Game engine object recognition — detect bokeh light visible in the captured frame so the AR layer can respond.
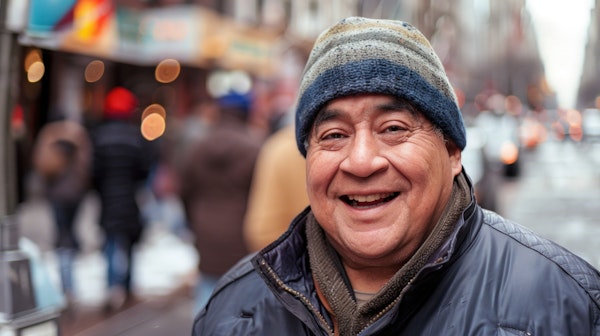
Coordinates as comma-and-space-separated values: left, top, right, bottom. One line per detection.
84, 60, 105, 83
155, 58, 181, 84
24, 49, 42, 72
500, 141, 519, 165
27, 61, 45, 83
24, 49, 45, 83
141, 104, 167, 141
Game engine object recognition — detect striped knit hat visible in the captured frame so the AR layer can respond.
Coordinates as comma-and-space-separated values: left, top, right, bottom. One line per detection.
295, 17, 466, 156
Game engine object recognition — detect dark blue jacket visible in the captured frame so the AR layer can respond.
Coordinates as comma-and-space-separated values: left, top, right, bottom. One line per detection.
193, 191, 600, 335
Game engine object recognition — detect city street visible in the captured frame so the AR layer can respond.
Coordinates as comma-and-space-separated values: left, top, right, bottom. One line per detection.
2, 0, 599, 334
16, 191, 199, 335
496, 138, 600, 269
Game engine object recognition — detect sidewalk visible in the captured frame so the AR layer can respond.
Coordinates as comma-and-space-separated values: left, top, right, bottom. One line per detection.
16, 192, 199, 335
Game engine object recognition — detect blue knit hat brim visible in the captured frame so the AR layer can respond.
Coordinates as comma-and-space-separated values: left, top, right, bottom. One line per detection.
295, 59, 465, 156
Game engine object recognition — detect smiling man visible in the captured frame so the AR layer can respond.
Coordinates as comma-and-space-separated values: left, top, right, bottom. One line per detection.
193, 17, 600, 335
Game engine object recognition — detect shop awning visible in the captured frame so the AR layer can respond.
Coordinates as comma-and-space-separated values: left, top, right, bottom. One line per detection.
20, 1, 281, 77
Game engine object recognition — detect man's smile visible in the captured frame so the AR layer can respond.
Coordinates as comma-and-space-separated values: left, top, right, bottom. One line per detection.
341, 192, 400, 208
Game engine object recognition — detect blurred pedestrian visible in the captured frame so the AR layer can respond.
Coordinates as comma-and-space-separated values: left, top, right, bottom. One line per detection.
32, 117, 92, 305
243, 122, 308, 251
194, 17, 600, 335
90, 87, 155, 311
141, 101, 219, 240
177, 91, 262, 315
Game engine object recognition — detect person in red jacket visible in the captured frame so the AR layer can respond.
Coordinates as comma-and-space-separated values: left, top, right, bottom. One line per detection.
91, 87, 156, 311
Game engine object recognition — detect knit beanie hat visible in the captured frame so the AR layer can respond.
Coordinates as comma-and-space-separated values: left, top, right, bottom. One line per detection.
104, 87, 138, 119
295, 17, 466, 156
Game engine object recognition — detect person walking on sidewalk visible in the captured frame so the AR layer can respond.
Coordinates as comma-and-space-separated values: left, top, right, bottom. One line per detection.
91, 87, 155, 311
178, 92, 262, 315
193, 17, 600, 335
32, 117, 92, 305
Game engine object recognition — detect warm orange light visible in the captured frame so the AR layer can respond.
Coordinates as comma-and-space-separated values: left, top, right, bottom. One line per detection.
141, 113, 166, 141
519, 118, 547, 148
27, 61, 45, 83
84, 60, 105, 83
24, 49, 42, 72
141, 104, 167, 141
155, 59, 181, 84
500, 142, 519, 165
141, 103, 167, 121
569, 124, 583, 142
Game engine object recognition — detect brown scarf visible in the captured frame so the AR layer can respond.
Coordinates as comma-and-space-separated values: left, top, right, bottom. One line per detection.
307, 172, 471, 335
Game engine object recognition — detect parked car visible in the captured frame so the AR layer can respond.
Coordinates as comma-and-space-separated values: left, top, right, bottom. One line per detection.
474, 109, 521, 177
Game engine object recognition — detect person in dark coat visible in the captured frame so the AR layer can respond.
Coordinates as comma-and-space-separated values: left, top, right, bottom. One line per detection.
178, 91, 263, 315
91, 87, 154, 311
193, 17, 600, 335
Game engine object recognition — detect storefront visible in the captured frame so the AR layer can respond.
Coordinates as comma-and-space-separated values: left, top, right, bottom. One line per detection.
19, 0, 284, 131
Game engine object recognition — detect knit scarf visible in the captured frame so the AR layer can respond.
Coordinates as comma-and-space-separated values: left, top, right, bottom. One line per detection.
306, 172, 471, 335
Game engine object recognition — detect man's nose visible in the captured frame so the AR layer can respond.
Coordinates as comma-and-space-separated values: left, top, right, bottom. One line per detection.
339, 132, 388, 177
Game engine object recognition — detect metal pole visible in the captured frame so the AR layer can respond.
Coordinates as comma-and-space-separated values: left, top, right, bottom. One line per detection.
0, 0, 50, 335
0, 0, 37, 318
0, 0, 18, 217
0, 1, 60, 335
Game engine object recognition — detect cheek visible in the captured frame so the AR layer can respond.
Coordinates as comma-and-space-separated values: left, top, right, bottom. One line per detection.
306, 152, 340, 199
387, 147, 432, 180
306, 154, 328, 192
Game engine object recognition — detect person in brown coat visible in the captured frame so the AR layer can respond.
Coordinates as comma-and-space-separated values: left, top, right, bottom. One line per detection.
178, 91, 262, 315
32, 117, 92, 304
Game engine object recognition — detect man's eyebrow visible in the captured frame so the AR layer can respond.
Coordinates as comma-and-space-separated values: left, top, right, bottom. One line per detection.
313, 108, 340, 129
377, 99, 418, 117
313, 97, 419, 130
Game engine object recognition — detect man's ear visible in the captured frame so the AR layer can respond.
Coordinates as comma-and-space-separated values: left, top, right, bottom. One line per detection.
446, 141, 463, 177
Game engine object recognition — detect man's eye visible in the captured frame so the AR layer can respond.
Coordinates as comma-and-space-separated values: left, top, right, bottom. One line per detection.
322, 132, 346, 140
385, 125, 407, 133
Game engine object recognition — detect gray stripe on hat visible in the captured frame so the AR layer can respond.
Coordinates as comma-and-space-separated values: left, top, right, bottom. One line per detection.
301, 38, 456, 102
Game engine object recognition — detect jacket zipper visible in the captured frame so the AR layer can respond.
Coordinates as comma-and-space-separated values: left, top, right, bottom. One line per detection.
260, 259, 335, 336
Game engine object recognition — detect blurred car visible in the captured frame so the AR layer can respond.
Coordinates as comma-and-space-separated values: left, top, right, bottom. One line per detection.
519, 116, 546, 149
462, 124, 499, 212
474, 110, 521, 178
582, 108, 600, 143
549, 108, 583, 142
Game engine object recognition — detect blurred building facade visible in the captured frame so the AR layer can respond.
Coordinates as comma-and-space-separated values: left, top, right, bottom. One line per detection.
7, 0, 556, 202
19, 0, 551, 112
577, 0, 600, 109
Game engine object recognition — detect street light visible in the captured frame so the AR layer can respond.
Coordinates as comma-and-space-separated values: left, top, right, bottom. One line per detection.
0, 0, 61, 334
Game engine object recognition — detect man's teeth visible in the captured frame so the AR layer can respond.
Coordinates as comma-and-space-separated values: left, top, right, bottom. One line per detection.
348, 193, 394, 203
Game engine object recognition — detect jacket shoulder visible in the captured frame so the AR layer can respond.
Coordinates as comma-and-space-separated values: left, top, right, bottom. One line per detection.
482, 209, 600, 308
192, 253, 310, 335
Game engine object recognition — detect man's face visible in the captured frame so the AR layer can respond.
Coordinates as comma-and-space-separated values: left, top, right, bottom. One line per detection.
305, 94, 462, 269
